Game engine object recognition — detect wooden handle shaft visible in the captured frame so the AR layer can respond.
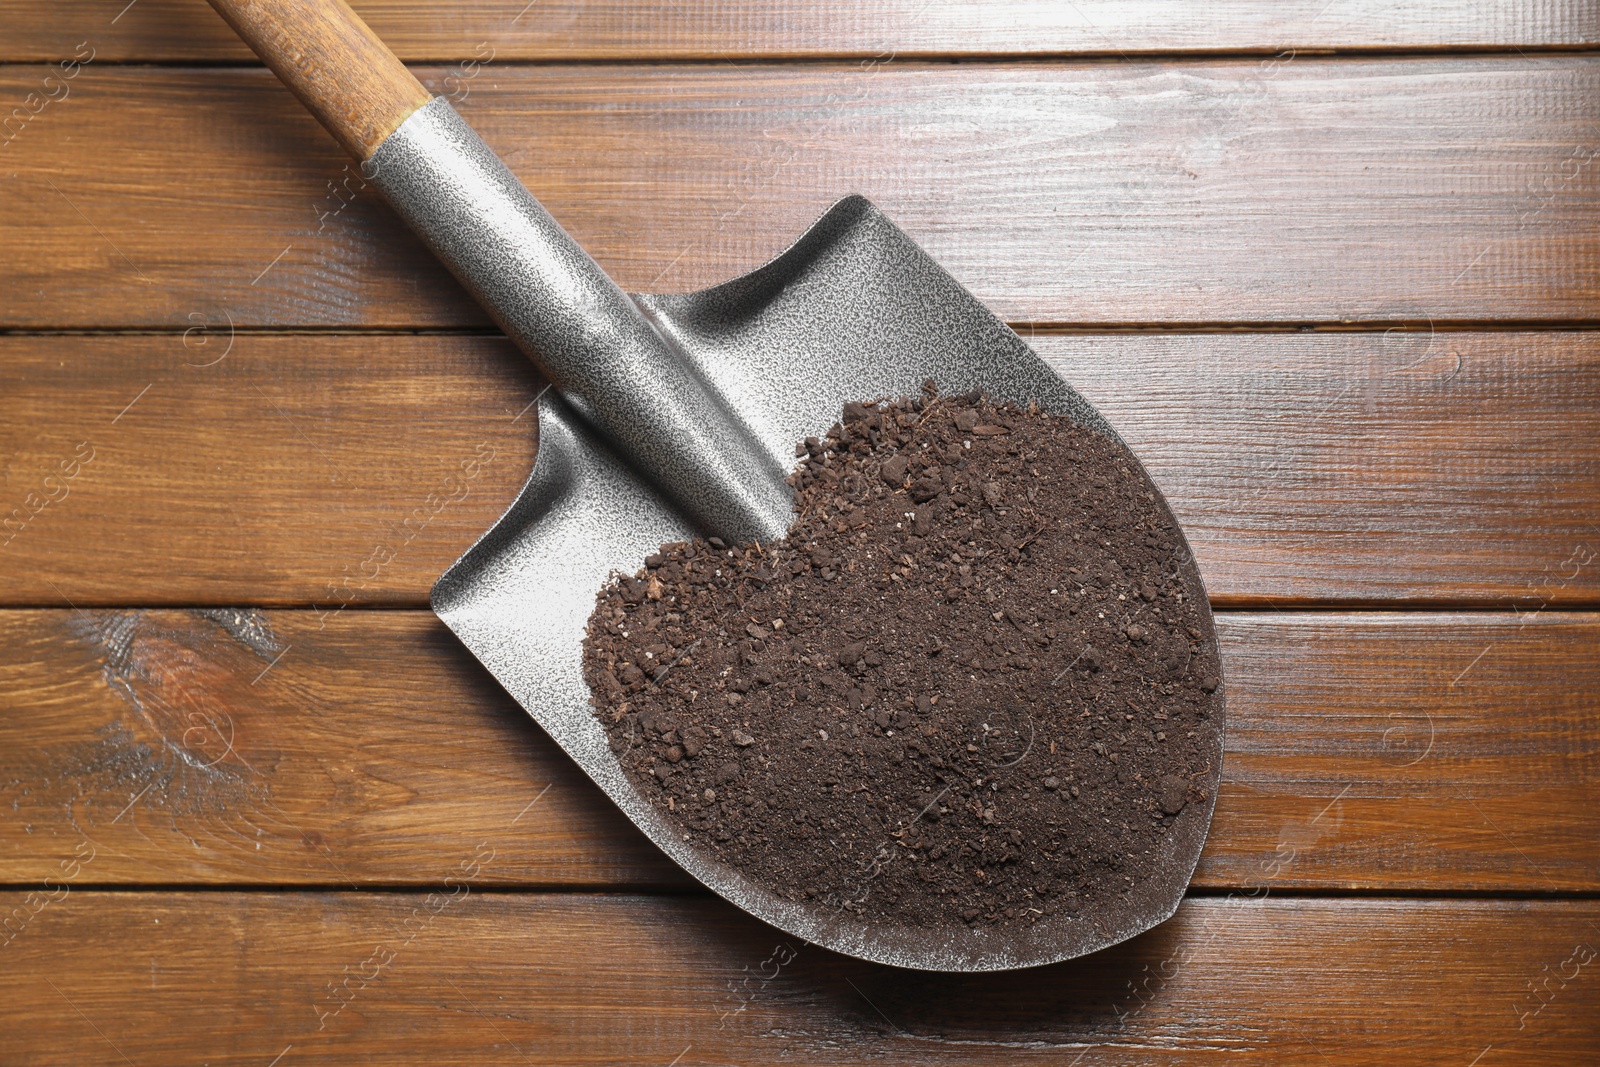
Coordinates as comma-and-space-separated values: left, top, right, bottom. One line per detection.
205, 0, 431, 160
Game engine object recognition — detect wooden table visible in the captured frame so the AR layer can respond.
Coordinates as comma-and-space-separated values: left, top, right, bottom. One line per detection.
2, 2, 1597, 1062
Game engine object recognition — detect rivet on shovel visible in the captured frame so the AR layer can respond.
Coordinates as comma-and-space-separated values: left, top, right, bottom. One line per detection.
203, 0, 1223, 971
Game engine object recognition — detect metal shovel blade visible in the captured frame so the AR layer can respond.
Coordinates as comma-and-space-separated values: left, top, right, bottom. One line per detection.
432, 195, 1222, 971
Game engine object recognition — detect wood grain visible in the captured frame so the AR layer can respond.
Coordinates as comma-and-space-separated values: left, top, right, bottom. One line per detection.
0, 334, 541, 607
0, 607, 685, 890
2, 0, 1597, 63
0, 2, 1593, 1054
2, 892, 1596, 1064
2, 59, 1598, 328
205, 0, 431, 159
3, 332, 1595, 607
1, 610, 1594, 892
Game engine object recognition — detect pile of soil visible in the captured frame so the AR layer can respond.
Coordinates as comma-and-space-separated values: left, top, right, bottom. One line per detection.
582, 384, 1222, 930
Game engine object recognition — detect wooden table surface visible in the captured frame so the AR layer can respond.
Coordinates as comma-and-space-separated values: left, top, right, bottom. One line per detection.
2, 2, 1597, 1063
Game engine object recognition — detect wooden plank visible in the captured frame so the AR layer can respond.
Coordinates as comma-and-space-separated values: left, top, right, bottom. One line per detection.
1206, 612, 1600, 892
1, 892, 1595, 1064
2, 609, 1594, 892
2, 58, 1598, 328
1053, 331, 1600, 607
3, 332, 1595, 606
9, 0, 1600, 63
3, 0, 1597, 63
0, 334, 541, 608
0, 606, 688, 891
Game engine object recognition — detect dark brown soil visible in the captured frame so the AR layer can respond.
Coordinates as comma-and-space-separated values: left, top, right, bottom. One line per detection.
582, 384, 1222, 930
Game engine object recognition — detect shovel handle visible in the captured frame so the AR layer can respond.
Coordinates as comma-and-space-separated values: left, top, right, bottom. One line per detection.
205, 0, 430, 160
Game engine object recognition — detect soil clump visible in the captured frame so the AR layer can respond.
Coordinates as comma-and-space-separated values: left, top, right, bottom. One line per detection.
583, 384, 1222, 929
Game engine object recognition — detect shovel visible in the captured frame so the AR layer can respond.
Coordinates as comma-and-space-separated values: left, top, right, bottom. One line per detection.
204, 0, 1222, 971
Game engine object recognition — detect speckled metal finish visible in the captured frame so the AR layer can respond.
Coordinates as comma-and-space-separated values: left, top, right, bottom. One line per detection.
369, 98, 792, 543
423, 185, 1224, 972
